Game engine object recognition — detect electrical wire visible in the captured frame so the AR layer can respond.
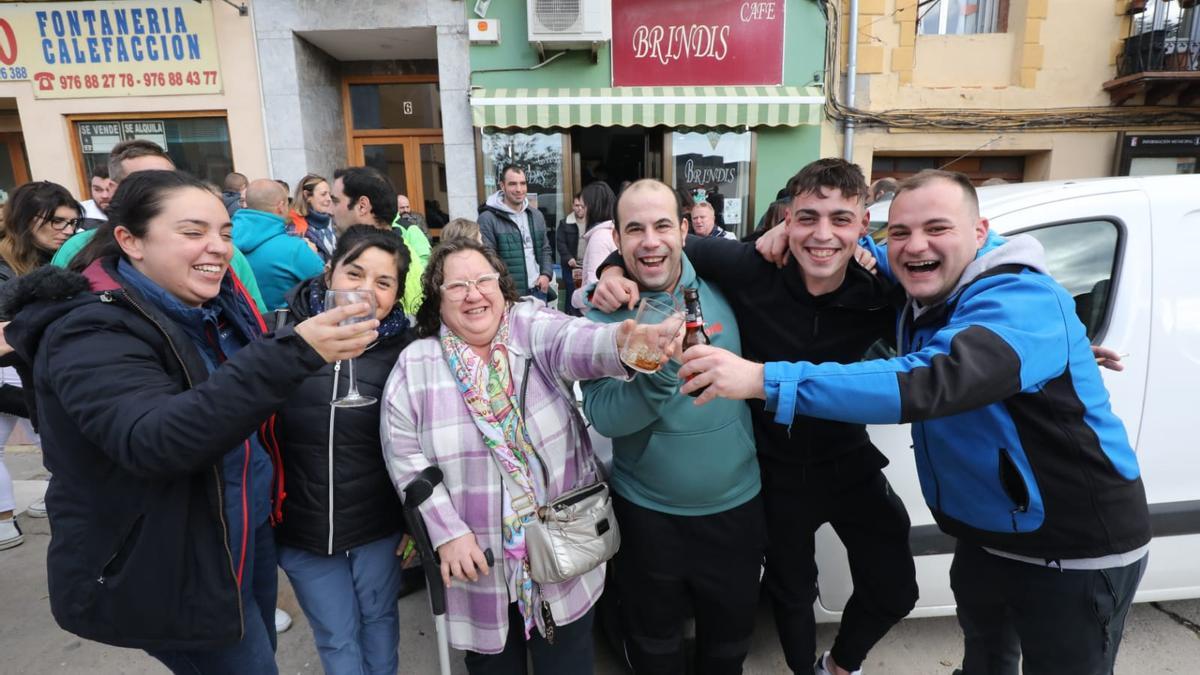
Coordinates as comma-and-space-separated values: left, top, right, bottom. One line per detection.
821, 0, 1200, 131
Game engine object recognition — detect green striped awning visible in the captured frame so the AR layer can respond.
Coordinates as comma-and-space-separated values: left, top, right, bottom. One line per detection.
470, 86, 825, 129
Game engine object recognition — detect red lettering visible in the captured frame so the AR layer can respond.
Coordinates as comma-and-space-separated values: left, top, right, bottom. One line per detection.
0, 20, 17, 66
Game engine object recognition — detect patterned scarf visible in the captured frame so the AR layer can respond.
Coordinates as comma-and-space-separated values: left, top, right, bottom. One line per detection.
440, 308, 541, 639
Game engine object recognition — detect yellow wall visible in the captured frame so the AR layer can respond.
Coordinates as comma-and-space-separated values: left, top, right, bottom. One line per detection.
827, 0, 1139, 180
0, 3, 268, 194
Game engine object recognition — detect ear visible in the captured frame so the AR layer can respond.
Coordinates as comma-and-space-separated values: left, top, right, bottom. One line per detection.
611, 226, 620, 250
976, 217, 990, 248
678, 218, 689, 248
857, 209, 870, 238
355, 196, 372, 218
112, 225, 144, 261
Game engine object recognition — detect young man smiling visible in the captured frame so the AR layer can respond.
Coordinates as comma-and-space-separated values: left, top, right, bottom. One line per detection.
680, 169, 1150, 675
582, 178, 764, 675
592, 159, 917, 675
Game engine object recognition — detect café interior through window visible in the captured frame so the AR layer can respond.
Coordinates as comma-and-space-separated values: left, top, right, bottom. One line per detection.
670, 131, 752, 236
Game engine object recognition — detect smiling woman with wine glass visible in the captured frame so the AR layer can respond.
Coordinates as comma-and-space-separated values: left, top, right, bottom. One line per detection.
0, 170, 376, 673
271, 225, 418, 675
380, 238, 665, 675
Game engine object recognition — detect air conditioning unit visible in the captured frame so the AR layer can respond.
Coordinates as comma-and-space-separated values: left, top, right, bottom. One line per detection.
527, 0, 611, 50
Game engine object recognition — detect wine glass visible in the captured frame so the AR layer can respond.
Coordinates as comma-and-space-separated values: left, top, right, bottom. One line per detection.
325, 289, 378, 408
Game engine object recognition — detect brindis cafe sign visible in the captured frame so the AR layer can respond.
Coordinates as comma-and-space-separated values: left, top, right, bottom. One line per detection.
612, 0, 785, 87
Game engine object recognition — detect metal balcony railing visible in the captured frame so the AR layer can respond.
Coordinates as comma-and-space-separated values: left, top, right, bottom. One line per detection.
1118, 0, 1200, 77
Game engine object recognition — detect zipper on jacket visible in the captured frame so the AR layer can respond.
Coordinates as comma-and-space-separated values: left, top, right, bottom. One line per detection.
116, 290, 245, 639
326, 362, 340, 555
998, 447, 1030, 533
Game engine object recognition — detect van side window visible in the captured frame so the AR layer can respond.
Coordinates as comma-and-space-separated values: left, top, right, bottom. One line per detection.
1020, 220, 1121, 341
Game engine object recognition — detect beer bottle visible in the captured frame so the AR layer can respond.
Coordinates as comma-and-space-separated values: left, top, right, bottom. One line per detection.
682, 288, 710, 397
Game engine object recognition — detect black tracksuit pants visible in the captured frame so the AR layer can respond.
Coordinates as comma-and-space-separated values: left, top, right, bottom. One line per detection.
612, 493, 767, 675
761, 462, 918, 672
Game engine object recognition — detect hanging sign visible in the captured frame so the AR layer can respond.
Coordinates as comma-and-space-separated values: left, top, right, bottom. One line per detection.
0, 1, 222, 99
611, 0, 785, 86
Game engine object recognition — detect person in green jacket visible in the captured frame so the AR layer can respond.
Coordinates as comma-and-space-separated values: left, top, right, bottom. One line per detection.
581, 179, 764, 675
329, 166, 425, 316
51, 139, 268, 314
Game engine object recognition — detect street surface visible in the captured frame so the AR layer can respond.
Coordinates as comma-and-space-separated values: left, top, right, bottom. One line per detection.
2, 443, 1198, 674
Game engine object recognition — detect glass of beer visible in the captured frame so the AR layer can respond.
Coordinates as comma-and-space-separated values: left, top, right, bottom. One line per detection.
620, 296, 684, 374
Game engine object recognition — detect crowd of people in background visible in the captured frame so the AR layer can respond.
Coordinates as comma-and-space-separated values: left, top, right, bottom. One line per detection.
0, 140, 1149, 675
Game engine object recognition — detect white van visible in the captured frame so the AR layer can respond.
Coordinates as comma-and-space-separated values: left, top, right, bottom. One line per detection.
815, 174, 1200, 621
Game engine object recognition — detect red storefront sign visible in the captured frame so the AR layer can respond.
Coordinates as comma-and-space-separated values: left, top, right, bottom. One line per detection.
611, 0, 785, 87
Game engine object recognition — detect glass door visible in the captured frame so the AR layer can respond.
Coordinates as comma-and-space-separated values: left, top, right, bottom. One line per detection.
0, 132, 31, 205
353, 136, 448, 236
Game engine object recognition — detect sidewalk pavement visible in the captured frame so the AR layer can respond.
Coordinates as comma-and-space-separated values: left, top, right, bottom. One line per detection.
3, 443, 1199, 674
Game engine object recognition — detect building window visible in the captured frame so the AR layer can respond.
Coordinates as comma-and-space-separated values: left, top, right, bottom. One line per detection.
73, 115, 232, 187
667, 131, 754, 236
917, 0, 1008, 36
348, 82, 441, 130
872, 154, 1024, 184
480, 131, 568, 235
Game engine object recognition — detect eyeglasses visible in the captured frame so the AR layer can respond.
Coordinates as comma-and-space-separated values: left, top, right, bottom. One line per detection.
43, 216, 82, 232
441, 272, 501, 301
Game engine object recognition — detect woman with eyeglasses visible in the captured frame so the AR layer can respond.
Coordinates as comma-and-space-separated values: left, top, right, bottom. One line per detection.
381, 238, 662, 674
0, 181, 82, 550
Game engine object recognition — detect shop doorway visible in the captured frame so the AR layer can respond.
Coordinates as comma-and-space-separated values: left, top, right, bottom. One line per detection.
343, 75, 447, 235
570, 127, 662, 195
0, 132, 30, 202
351, 136, 448, 233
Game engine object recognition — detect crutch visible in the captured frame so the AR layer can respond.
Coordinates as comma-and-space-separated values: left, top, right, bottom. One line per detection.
403, 466, 493, 675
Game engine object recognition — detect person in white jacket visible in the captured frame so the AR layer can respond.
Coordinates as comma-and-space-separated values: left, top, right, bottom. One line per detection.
571, 182, 618, 311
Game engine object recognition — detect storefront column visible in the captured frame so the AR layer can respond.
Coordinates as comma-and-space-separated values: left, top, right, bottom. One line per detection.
437, 26, 477, 220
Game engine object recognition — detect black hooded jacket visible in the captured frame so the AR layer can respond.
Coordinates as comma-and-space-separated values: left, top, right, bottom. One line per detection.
2, 259, 326, 650
273, 277, 415, 555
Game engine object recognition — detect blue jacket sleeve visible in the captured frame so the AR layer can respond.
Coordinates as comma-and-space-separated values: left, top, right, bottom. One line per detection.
765, 272, 1074, 426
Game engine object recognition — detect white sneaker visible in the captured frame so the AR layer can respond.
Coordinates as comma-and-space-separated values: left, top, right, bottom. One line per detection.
815, 651, 863, 675
274, 608, 292, 634
0, 518, 23, 550
26, 499, 47, 518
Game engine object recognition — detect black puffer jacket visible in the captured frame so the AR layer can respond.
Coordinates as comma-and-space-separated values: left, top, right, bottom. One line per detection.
2, 260, 326, 650
274, 277, 415, 555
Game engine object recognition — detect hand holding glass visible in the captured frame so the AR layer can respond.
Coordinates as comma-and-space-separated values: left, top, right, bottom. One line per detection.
325, 289, 377, 407
619, 296, 684, 374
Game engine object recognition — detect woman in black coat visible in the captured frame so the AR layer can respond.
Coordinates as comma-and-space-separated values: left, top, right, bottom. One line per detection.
274, 226, 416, 675
1, 171, 376, 673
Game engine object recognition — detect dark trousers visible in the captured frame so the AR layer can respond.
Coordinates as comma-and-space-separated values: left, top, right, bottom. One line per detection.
950, 541, 1147, 675
761, 465, 917, 672
147, 519, 279, 674
464, 603, 595, 675
612, 493, 767, 675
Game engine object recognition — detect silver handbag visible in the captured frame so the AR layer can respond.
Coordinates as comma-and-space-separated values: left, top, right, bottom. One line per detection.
491, 356, 621, 585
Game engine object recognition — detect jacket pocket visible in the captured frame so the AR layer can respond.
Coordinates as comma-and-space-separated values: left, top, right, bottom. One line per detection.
998, 447, 1029, 532
98, 514, 145, 584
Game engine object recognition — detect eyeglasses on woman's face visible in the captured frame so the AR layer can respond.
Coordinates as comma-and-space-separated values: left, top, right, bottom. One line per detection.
42, 215, 82, 232
440, 272, 501, 301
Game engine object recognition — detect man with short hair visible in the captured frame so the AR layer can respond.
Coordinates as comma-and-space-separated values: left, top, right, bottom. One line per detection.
592, 159, 918, 675
395, 193, 432, 241
330, 167, 423, 315
868, 177, 897, 206
477, 165, 554, 301
223, 172, 249, 217
79, 164, 116, 229
232, 179, 324, 311
52, 141, 267, 314
680, 169, 1151, 675
392, 194, 431, 270
581, 178, 765, 674
689, 201, 736, 240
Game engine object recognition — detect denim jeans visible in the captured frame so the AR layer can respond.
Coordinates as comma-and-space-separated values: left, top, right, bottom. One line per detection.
147, 519, 279, 674
278, 532, 404, 675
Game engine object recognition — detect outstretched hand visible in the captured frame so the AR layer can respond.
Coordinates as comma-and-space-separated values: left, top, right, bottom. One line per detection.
755, 223, 791, 268
1091, 345, 1124, 372
294, 303, 379, 363
591, 270, 640, 313
678, 344, 766, 405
